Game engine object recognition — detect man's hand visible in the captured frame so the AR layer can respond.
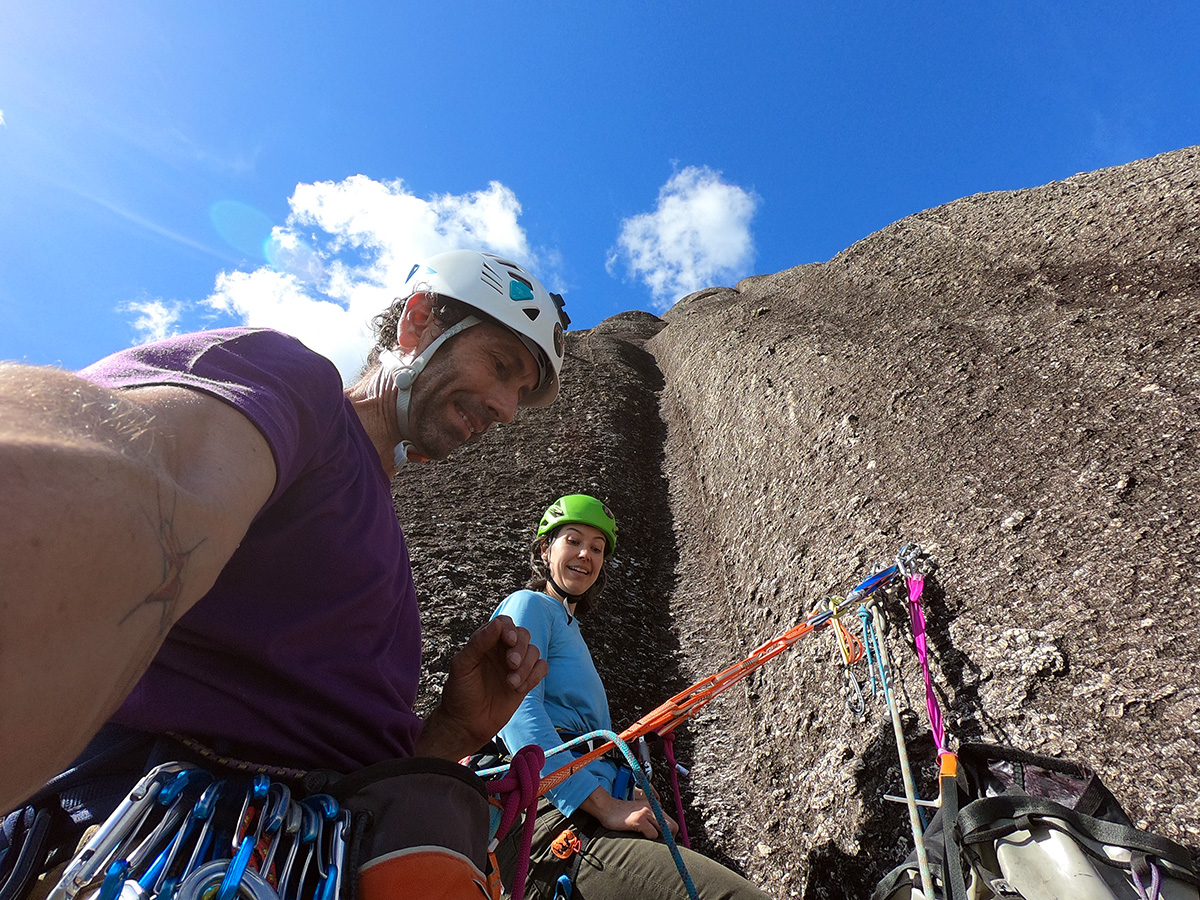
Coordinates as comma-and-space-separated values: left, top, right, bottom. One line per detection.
416, 615, 548, 761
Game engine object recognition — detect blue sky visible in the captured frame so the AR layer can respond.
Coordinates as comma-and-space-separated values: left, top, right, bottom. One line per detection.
2, 2, 1197, 381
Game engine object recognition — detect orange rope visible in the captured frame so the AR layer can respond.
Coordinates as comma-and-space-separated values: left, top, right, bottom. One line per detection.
537, 609, 831, 795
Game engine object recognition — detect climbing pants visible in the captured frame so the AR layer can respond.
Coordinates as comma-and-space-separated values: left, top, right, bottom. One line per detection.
495, 798, 770, 900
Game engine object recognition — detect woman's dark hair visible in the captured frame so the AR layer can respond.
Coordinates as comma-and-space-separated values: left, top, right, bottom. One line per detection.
526, 529, 608, 617
362, 292, 475, 373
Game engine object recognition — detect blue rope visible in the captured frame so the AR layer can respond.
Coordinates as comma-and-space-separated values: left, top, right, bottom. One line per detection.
481, 731, 699, 900
858, 606, 887, 697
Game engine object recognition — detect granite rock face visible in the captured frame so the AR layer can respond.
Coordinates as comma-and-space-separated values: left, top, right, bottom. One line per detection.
396, 146, 1200, 898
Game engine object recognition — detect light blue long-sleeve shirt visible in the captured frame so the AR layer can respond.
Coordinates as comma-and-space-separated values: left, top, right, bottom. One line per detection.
493, 590, 619, 816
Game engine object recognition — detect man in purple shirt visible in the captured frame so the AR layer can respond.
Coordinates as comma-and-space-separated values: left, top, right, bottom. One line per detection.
0, 249, 566, 812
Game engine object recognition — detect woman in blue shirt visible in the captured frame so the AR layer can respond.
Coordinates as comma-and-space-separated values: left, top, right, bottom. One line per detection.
493, 495, 768, 900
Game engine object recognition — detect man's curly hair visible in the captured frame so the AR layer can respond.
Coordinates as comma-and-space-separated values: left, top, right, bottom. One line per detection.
361, 292, 475, 376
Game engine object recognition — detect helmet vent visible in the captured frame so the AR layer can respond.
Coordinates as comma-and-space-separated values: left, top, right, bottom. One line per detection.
479, 264, 504, 295
523, 308, 541, 321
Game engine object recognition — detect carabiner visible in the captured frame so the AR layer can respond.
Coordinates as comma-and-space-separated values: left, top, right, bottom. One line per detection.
278, 801, 318, 900
181, 780, 227, 881
252, 783, 291, 879
176, 860, 280, 900
843, 665, 867, 719
48, 762, 197, 900
232, 775, 271, 855
301, 795, 338, 881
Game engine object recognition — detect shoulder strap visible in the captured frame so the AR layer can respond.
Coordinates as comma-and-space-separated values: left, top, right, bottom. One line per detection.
957, 795, 1198, 884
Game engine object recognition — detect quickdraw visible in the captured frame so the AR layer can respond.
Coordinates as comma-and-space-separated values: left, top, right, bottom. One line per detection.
45, 763, 348, 900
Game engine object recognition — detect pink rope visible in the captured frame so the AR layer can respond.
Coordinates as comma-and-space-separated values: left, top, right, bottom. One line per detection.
486, 744, 545, 900
661, 733, 690, 848
906, 574, 947, 755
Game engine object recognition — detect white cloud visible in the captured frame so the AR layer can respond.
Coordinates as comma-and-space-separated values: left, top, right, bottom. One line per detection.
204, 177, 536, 382
0, 109, 5, 126
122, 298, 183, 344
608, 165, 759, 311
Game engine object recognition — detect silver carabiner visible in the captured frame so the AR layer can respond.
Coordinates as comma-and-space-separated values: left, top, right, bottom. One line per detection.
255, 783, 292, 877
277, 802, 317, 900
843, 665, 867, 719
232, 775, 271, 856
635, 736, 653, 783
179, 780, 227, 882
122, 787, 191, 878
48, 762, 197, 900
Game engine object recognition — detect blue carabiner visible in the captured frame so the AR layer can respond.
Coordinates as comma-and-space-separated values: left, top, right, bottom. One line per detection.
95, 860, 130, 900
232, 775, 272, 855
846, 565, 900, 604
182, 780, 226, 878
215, 836, 255, 900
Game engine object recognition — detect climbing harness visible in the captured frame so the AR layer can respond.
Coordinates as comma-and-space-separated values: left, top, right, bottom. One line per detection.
4, 730, 510, 900
480, 730, 697, 900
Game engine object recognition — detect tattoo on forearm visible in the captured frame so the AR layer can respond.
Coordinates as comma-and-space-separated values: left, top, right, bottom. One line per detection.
121, 488, 205, 633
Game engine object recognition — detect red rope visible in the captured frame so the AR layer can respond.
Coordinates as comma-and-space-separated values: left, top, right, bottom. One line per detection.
661, 733, 690, 848
485, 744, 545, 900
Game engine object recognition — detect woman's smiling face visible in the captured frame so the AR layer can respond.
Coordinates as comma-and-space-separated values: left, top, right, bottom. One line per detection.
543, 523, 607, 599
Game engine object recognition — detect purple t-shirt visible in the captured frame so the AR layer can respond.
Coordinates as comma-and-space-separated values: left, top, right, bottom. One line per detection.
79, 327, 423, 771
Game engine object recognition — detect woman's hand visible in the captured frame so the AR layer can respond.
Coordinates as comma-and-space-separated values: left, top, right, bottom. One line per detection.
581, 788, 679, 840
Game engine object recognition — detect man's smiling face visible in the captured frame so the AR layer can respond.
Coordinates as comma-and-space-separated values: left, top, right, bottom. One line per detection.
405, 320, 540, 460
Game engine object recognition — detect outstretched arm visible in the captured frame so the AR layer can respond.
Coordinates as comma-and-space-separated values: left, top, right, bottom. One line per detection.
0, 364, 275, 811
415, 615, 548, 761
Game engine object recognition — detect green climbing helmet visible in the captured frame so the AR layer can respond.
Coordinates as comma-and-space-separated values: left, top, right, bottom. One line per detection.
537, 494, 618, 554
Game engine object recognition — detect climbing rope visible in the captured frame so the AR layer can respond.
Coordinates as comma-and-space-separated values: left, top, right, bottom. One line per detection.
485, 744, 545, 900
482, 731, 698, 900
859, 599, 937, 900
661, 732, 690, 849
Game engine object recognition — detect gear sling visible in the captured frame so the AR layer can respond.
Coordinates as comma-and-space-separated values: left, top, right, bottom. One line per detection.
0, 728, 504, 900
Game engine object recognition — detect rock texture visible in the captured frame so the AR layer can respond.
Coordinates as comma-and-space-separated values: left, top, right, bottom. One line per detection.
395, 146, 1200, 898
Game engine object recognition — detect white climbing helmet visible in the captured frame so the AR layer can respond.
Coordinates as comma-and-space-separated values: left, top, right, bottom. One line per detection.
378, 249, 569, 465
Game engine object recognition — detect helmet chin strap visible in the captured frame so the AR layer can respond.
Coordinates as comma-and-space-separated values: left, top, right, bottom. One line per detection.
377, 315, 481, 467
547, 574, 583, 603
